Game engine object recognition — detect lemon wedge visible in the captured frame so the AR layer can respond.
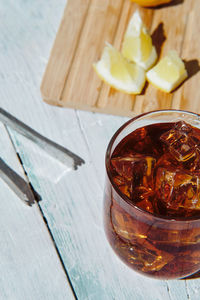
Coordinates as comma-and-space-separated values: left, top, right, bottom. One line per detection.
93, 43, 146, 94
146, 50, 188, 93
122, 11, 157, 70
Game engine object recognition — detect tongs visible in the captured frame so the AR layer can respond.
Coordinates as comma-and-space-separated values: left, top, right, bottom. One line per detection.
0, 108, 85, 205
0, 158, 35, 206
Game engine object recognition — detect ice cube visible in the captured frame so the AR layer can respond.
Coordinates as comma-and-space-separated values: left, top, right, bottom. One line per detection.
169, 137, 197, 162
161, 130, 197, 162
156, 152, 179, 169
127, 239, 174, 272
113, 175, 132, 198
111, 200, 174, 272
135, 197, 154, 213
140, 240, 174, 272
160, 129, 182, 146
155, 167, 174, 205
132, 155, 156, 189
155, 167, 200, 214
114, 237, 174, 272
131, 186, 154, 213
130, 127, 147, 141
112, 205, 149, 241
111, 153, 136, 181
174, 121, 193, 133
176, 121, 200, 150
111, 154, 156, 186
156, 149, 200, 177
189, 152, 200, 174
160, 121, 200, 163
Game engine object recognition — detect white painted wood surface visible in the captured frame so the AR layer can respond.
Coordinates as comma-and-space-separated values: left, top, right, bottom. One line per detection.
0, 0, 200, 299
0, 124, 74, 300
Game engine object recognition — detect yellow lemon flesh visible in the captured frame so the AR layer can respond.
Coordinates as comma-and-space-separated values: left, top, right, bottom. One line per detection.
130, 0, 172, 7
93, 43, 146, 94
146, 50, 188, 93
122, 10, 157, 70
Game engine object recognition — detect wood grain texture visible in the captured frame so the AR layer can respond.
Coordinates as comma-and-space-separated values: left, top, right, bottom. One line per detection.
97, 3, 154, 115
41, 0, 200, 117
8, 116, 174, 300
61, 0, 124, 108
1, 0, 200, 299
41, 0, 91, 102
172, 0, 200, 113
0, 124, 74, 300
133, 0, 193, 114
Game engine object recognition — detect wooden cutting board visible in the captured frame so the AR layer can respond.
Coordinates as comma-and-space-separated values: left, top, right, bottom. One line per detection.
40, 0, 200, 117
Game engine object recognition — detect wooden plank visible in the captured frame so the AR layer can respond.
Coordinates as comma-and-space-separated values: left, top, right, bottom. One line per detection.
9, 109, 197, 300
91, 0, 136, 113
0, 123, 74, 300
185, 276, 200, 300
41, 0, 200, 117
172, 1, 200, 113
133, 0, 193, 114
41, 0, 91, 103
165, 281, 190, 300
61, 0, 124, 108
97, 4, 154, 115
7, 120, 173, 300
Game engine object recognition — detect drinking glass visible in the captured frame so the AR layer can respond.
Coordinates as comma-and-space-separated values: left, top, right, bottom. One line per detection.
104, 110, 200, 279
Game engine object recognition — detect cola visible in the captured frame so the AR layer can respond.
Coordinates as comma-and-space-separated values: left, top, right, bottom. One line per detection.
104, 120, 200, 278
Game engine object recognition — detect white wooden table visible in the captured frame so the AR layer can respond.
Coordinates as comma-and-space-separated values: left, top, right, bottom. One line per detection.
1, 1, 200, 299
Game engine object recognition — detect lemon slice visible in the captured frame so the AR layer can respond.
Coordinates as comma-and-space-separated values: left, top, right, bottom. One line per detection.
122, 10, 157, 70
93, 43, 146, 94
146, 50, 188, 93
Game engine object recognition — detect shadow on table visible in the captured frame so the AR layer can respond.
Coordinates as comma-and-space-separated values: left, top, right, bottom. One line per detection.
139, 22, 166, 95
139, 22, 165, 95
151, 22, 166, 60
172, 59, 200, 93
184, 59, 200, 80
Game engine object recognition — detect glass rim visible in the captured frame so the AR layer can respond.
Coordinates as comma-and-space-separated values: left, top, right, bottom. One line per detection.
105, 109, 200, 223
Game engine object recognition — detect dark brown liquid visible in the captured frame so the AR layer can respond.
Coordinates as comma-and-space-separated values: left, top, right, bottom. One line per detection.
111, 121, 200, 218
105, 121, 200, 278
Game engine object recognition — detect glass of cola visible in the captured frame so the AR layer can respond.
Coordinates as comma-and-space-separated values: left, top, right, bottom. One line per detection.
104, 110, 200, 279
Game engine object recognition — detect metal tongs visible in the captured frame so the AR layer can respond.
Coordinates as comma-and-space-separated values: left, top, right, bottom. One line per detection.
0, 108, 85, 205
0, 158, 35, 206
